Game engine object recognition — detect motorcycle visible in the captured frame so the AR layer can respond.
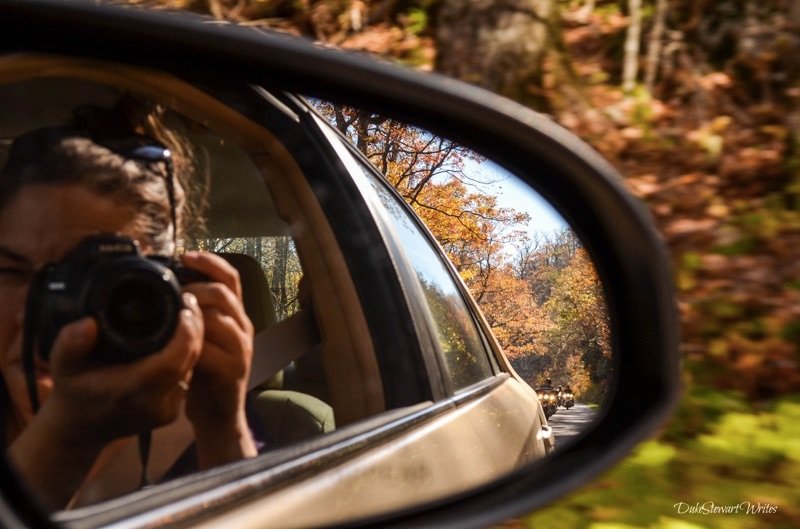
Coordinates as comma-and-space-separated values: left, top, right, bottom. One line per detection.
562, 391, 574, 409
536, 388, 559, 419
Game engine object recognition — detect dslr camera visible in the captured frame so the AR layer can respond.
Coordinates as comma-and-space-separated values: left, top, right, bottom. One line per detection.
25, 233, 205, 363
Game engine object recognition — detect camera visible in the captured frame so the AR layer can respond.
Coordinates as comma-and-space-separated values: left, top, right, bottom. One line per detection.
25, 234, 205, 363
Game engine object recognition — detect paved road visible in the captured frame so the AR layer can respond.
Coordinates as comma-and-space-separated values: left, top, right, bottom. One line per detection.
546, 403, 597, 449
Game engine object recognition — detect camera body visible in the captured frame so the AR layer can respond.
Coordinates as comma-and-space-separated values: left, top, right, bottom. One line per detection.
26, 234, 204, 363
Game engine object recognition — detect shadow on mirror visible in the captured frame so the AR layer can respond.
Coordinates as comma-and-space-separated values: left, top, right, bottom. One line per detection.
310, 100, 613, 451
0, 58, 611, 527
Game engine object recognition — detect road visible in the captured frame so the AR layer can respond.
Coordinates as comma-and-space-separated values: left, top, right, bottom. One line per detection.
546, 403, 597, 449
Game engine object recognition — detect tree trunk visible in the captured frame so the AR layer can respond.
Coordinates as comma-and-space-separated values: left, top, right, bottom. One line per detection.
644, 0, 668, 94
435, 0, 556, 107
622, 0, 642, 93
271, 236, 289, 320
787, 1, 800, 211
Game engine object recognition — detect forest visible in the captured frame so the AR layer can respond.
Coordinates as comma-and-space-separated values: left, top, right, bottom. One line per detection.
137, 0, 800, 527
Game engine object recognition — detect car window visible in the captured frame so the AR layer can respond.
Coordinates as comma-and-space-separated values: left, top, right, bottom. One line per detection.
191, 236, 302, 323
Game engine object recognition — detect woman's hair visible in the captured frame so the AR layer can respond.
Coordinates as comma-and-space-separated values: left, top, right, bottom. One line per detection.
0, 93, 202, 254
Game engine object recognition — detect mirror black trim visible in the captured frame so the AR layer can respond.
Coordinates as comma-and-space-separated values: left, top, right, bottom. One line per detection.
0, 2, 681, 527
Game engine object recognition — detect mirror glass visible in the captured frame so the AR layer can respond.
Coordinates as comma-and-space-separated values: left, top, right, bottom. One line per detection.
0, 61, 610, 525
309, 100, 612, 447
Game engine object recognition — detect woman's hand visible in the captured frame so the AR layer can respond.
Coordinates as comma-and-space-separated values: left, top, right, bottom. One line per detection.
47, 301, 204, 439
180, 251, 257, 466
8, 299, 204, 509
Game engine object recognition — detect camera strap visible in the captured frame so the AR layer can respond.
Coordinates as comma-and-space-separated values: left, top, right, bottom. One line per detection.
138, 431, 152, 488
21, 275, 46, 413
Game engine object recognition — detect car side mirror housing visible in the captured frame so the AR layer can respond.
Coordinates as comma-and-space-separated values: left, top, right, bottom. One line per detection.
0, 2, 680, 528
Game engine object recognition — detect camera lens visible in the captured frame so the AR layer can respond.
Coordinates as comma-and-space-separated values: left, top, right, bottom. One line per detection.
89, 261, 181, 361
106, 279, 168, 338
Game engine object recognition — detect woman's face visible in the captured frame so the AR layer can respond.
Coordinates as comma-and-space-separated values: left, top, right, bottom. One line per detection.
0, 184, 140, 436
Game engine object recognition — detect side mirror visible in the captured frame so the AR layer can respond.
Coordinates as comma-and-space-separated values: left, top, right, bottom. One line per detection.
0, 2, 680, 528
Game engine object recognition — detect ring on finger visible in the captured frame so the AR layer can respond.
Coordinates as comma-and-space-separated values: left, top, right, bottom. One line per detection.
178, 370, 193, 391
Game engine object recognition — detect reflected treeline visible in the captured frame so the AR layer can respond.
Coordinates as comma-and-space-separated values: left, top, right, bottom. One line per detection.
420, 280, 490, 389
506, 230, 611, 405
193, 236, 302, 321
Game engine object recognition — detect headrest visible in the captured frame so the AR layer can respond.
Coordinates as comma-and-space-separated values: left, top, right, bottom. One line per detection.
215, 252, 276, 334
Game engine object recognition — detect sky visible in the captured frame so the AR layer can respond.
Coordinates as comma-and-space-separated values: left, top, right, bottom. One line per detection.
463, 158, 568, 240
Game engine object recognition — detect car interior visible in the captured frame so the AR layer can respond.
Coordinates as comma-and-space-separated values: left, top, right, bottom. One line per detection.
0, 54, 391, 496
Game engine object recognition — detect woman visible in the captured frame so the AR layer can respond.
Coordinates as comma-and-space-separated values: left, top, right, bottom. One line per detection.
0, 96, 257, 509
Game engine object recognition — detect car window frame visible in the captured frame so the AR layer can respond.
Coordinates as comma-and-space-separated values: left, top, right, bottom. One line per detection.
348, 147, 502, 390
261, 92, 439, 410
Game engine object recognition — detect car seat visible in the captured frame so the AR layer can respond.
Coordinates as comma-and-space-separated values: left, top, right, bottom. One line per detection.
215, 252, 335, 448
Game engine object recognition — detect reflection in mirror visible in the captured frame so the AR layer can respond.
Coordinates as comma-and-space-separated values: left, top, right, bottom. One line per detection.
311, 100, 612, 451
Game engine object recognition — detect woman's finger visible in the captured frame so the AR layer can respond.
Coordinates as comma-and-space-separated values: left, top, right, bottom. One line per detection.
49, 317, 99, 374
129, 300, 204, 389
198, 309, 251, 359
183, 282, 253, 334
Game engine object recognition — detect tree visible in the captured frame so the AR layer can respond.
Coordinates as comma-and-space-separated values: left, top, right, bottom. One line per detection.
435, 0, 558, 106
622, 0, 642, 93
509, 229, 610, 401
644, 0, 668, 93
514, 230, 580, 305
312, 102, 610, 400
542, 246, 611, 401
194, 235, 302, 320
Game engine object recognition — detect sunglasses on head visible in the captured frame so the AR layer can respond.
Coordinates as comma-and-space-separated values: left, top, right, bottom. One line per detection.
98, 136, 178, 255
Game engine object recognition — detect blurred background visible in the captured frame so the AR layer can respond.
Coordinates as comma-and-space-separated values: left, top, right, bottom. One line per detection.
128, 1, 800, 526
